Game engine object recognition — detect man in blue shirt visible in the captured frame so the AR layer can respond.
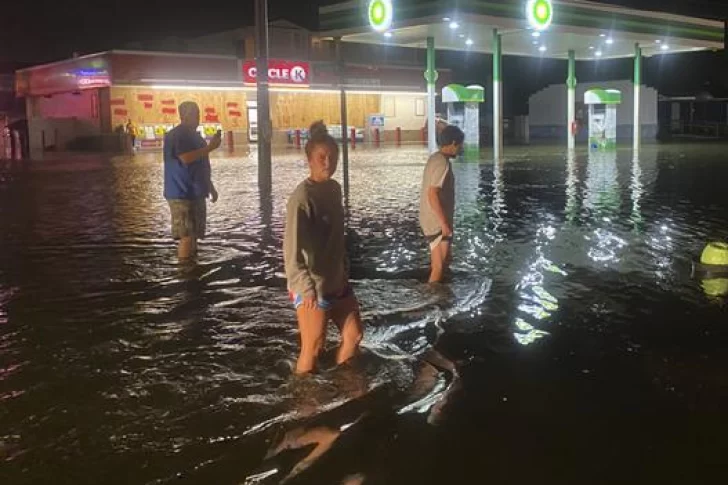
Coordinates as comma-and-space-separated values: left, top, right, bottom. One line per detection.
164, 101, 222, 261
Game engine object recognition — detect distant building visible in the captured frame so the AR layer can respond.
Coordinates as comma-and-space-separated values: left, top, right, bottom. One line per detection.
529, 80, 658, 142
16, 20, 450, 155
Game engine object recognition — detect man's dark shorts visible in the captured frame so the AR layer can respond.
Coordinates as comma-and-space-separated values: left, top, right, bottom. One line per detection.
168, 199, 207, 239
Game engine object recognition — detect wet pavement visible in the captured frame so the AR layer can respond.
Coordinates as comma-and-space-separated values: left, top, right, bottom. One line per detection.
1, 144, 727, 484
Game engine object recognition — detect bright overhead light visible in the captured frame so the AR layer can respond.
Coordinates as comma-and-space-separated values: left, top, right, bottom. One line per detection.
459, 33, 465, 38
605, 38, 614, 45
465, 38, 474, 46
443, 17, 451, 22
589, 46, 595, 50
661, 44, 669, 51
532, 31, 541, 38
595, 50, 603, 57
532, 40, 539, 45
449, 21, 459, 29
655, 39, 662, 44
384, 32, 392, 38
599, 33, 606, 37
539, 45, 547, 52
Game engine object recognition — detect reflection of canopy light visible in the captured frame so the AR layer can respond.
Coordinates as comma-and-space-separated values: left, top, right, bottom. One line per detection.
368, 0, 393, 32
526, 0, 553, 31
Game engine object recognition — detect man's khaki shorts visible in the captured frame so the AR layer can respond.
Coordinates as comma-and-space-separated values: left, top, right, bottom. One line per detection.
168, 198, 207, 239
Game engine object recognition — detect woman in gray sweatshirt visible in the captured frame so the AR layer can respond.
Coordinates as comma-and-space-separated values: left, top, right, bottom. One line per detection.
283, 122, 362, 375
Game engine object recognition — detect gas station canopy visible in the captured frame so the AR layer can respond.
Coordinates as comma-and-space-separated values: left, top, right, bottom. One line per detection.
319, 0, 724, 60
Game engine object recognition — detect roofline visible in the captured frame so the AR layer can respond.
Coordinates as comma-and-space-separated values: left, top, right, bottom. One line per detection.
16, 51, 111, 73
319, 0, 724, 43
320, 0, 723, 28
109, 50, 238, 60
16, 49, 240, 73
559, 0, 723, 28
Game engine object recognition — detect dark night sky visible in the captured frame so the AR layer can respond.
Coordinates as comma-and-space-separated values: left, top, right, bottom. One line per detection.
2, 0, 727, 103
2, 1, 726, 64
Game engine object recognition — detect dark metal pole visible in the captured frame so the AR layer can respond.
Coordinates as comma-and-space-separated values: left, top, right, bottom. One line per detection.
336, 37, 350, 204
255, 0, 272, 194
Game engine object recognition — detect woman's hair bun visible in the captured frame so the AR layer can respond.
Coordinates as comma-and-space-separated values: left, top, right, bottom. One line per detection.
309, 120, 328, 138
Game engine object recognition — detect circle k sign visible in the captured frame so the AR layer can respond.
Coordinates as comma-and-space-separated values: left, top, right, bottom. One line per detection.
243, 60, 311, 86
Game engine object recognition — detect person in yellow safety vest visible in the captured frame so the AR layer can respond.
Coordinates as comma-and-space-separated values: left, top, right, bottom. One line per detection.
126, 119, 137, 151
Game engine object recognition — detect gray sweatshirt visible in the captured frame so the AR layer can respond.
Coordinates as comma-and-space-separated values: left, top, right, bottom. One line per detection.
283, 179, 348, 298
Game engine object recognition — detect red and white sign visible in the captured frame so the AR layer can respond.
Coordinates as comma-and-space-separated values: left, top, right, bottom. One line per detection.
243, 60, 310, 87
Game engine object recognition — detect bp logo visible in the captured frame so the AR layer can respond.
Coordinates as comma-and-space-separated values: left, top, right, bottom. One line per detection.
526, 0, 553, 31
368, 0, 393, 32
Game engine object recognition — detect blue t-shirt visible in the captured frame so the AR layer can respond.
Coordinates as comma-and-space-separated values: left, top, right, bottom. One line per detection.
163, 125, 211, 200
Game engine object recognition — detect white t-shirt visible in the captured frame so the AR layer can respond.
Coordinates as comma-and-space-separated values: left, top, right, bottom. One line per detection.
419, 152, 454, 237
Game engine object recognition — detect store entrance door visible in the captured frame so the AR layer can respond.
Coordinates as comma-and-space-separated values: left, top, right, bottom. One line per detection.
247, 105, 258, 143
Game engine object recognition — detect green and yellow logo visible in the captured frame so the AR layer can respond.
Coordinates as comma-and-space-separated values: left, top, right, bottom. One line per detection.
527, 0, 553, 31
368, 0, 393, 32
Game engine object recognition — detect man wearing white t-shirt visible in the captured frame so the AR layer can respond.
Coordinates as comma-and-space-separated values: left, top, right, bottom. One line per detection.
419, 125, 465, 283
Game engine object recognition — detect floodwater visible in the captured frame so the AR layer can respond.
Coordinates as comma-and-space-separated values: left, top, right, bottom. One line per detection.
1, 144, 727, 484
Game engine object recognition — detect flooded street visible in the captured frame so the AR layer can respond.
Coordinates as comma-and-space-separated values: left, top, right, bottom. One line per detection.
1, 145, 727, 484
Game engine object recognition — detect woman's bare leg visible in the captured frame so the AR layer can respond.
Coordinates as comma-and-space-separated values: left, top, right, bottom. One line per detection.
296, 306, 328, 374
331, 294, 363, 366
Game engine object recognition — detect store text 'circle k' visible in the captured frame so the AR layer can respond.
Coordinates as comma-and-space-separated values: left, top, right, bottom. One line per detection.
244, 62, 309, 85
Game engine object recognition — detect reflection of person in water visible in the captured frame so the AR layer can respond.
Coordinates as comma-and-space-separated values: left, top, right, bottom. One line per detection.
258, 348, 461, 484
284, 121, 363, 375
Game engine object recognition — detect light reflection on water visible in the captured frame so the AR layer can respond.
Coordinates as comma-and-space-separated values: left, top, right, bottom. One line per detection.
1, 145, 728, 483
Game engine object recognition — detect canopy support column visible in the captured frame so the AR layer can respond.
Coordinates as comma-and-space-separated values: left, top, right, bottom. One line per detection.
633, 43, 642, 152
426, 36, 438, 153
493, 29, 503, 160
567, 49, 576, 151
